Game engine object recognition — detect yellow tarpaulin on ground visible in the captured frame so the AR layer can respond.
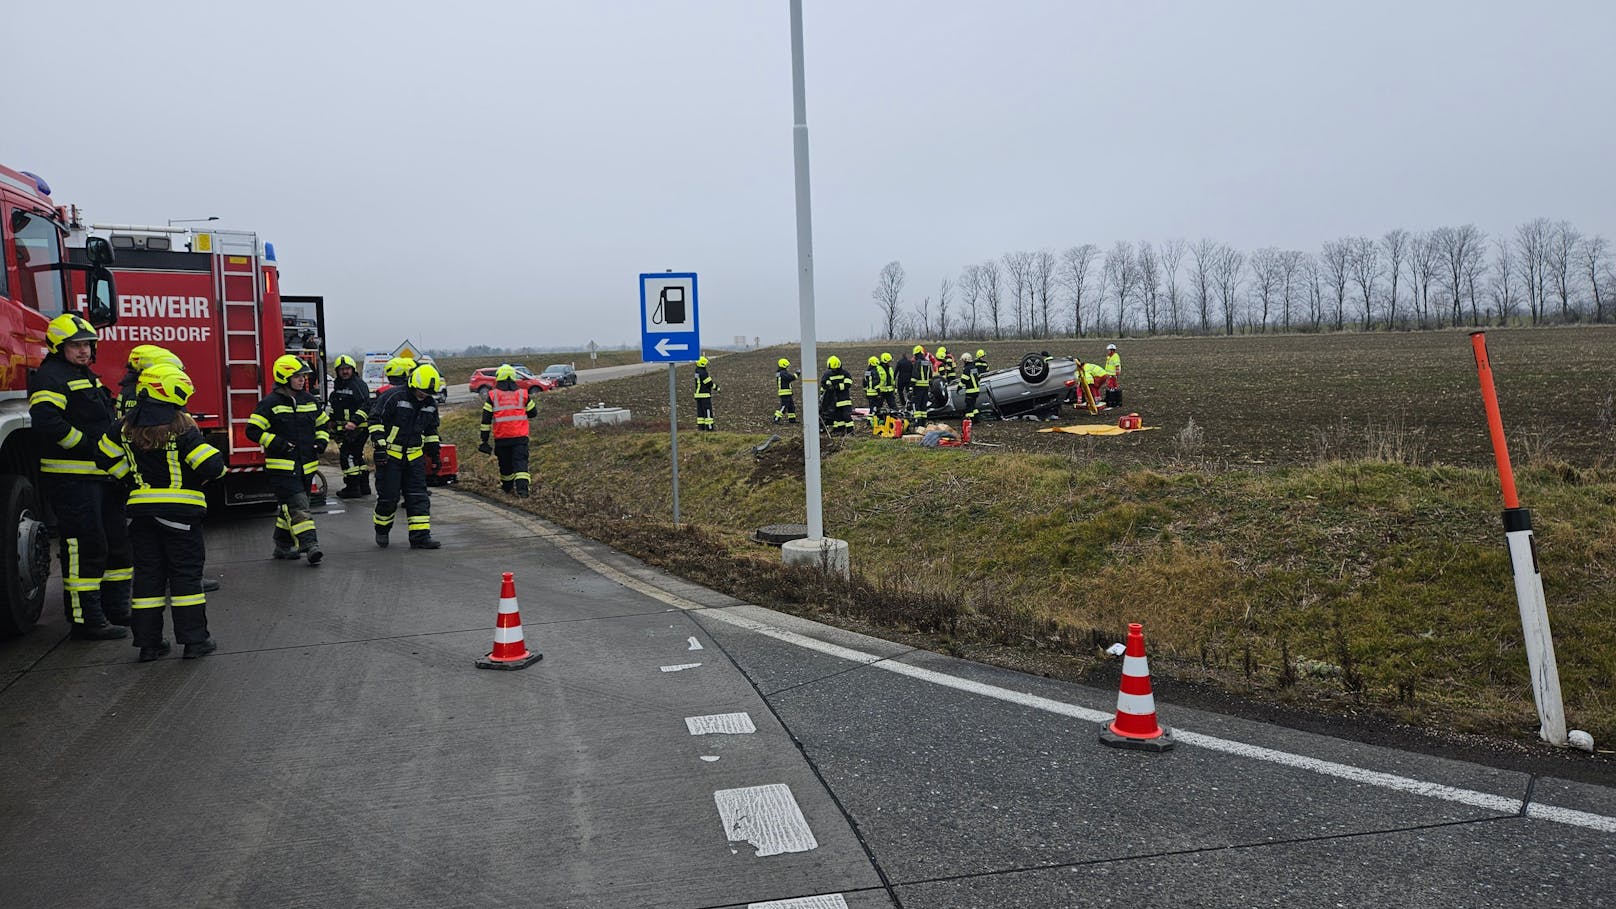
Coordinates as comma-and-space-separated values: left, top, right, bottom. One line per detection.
1036, 424, 1158, 436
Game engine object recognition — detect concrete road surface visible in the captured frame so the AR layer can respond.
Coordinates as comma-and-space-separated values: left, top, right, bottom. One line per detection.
442, 360, 666, 406
1, 491, 1611, 908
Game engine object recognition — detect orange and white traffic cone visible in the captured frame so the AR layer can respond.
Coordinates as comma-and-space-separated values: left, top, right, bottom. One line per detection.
475, 572, 543, 670
1099, 622, 1175, 751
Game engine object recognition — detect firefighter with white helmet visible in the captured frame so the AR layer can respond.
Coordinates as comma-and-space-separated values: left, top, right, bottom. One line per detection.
774, 358, 800, 425
29, 313, 133, 639
959, 352, 982, 422
1103, 343, 1122, 407
95, 364, 226, 660
328, 354, 372, 498
246, 355, 331, 564
370, 364, 444, 549
478, 364, 537, 496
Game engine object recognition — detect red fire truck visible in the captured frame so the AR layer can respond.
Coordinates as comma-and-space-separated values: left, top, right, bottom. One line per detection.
0, 165, 118, 635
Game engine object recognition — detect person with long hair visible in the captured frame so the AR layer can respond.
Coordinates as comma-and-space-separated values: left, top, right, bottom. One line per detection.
96, 364, 225, 661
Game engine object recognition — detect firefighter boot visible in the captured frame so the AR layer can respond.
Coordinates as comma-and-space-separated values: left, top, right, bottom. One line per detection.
68, 591, 129, 641
359, 472, 372, 495
409, 534, 442, 550
336, 479, 364, 499
515, 479, 530, 498
272, 526, 300, 560
138, 641, 172, 662
183, 638, 218, 659
102, 578, 134, 626
375, 530, 389, 549
299, 530, 324, 566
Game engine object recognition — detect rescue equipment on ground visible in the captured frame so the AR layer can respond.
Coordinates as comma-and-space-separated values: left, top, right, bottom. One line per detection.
1099, 623, 1174, 752
475, 572, 542, 670
1117, 412, 1142, 430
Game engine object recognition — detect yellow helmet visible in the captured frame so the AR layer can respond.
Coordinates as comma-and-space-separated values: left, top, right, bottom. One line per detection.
384, 356, 416, 378
696, 356, 709, 367
912, 345, 924, 355
937, 346, 947, 357
46, 313, 98, 352
975, 349, 986, 359
334, 354, 357, 370
410, 363, 443, 392
129, 344, 182, 372
827, 355, 841, 369
138, 363, 195, 407
881, 352, 892, 363
272, 354, 312, 384
778, 358, 790, 369
495, 364, 517, 381
868, 356, 879, 366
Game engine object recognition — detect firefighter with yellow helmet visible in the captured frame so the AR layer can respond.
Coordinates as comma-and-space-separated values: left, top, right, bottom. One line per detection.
116, 344, 183, 416
773, 358, 800, 425
820, 355, 854, 434
478, 364, 538, 496
370, 363, 444, 549
328, 354, 372, 498
693, 355, 718, 431
246, 354, 331, 564
29, 314, 133, 639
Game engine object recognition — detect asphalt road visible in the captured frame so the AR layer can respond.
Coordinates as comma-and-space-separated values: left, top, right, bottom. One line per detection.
1, 491, 1611, 908
442, 360, 666, 406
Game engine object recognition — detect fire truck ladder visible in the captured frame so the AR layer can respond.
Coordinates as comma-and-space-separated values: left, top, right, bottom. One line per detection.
215, 230, 265, 459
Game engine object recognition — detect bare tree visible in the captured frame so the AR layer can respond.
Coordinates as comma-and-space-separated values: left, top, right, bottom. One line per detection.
1001, 252, 1031, 337
1319, 239, 1352, 331
1408, 231, 1440, 328
980, 259, 1003, 339
1582, 235, 1611, 324
1548, 220, 1583, 321
1212, 245, 1244, 335
936, 276, 952, 338
1278, 250, 1305, 332
1302, 253, 1324, 331
1437, 224, 1485, 327
1248, 247, 1281, 333
1515, 218, 1550, 324
1380, 229, 1408, 329
1462, 239, 1488, 326
872, 260, 905, 339
1137, 242, 1161, 335
957, 264, 982, 338
1160, 238, 1186, 334
1348, 236, 1381, 330
1058, 244, 1098, 337
1030, 250, 1057, 337
1490, 237, 1520, 326
1191, 238, 1218, 333
1103, 241, 1140, 336
911, 295, 931, 339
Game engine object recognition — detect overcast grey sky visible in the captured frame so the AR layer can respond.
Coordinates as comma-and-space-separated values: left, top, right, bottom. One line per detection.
7, 1, 1613, 352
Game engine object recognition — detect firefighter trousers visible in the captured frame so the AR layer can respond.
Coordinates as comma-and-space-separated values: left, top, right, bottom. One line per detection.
775, 396, 796, 423
42, 476, 132, 627
495, 438, 530, 494
272, 487, 317, 552
375, 457, 431, 541
129, 515, 209, 647
339, 429, 370, 488
695, 397, 714, 430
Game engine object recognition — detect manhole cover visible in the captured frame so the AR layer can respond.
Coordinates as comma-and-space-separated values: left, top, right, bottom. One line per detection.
752, 523, 809, 546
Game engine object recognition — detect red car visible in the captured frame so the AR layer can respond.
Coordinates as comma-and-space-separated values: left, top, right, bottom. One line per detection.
468, 365, 556, 395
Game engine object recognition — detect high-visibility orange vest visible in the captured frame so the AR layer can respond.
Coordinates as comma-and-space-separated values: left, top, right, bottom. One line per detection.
489, 387, 530, 439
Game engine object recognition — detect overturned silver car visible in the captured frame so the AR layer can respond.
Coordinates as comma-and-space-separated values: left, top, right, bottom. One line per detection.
926, 353, 1080, 420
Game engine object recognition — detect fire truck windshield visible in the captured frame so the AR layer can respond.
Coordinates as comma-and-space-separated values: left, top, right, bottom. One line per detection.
11, 211, 67, 318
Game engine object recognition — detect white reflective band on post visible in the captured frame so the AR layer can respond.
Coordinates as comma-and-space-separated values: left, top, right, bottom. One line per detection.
1122, 655, 1150, 677
1115, 691, 1157, 716
498, 597, 520, 615
493, 625, 525, 645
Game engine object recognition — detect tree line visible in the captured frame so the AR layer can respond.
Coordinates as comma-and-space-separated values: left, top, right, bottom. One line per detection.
871, 218, 1613, 339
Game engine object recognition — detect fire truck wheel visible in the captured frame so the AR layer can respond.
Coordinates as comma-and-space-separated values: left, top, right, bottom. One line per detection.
0, 476, 50, 637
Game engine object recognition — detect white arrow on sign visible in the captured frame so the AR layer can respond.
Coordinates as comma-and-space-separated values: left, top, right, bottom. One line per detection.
655, 337, 689, 357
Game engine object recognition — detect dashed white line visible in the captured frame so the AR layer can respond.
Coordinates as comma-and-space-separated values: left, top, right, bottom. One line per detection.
686, 712, 757, 735
715, 784, 819, 857
660, 663, 702, 673
688, 636, 705, 651
748, 895, 849, 909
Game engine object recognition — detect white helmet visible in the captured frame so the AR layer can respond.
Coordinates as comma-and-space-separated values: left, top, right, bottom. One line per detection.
1106, 344, 1117, 351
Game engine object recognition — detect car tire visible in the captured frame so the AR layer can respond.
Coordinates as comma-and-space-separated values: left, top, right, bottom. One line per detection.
1018, 353, 1049, 384
0, 475, 50, 637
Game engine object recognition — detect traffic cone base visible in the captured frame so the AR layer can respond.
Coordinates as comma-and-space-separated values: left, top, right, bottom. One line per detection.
475, 572, 543, 671
1098, 622, 1176, 752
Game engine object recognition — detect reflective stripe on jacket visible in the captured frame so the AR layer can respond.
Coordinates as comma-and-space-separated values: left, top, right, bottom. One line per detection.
28, 354, 119, 477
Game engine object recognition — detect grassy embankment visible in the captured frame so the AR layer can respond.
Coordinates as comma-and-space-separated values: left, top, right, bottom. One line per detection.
438, 404, 1616, 747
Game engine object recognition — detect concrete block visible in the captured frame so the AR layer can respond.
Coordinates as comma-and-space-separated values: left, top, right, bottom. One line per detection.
574, 406, 631, 428
782, 537, 850, 580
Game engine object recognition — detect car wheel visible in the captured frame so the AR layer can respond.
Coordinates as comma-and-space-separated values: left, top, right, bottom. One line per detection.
1018, 353, 1049, 384
0, 475, 50, 637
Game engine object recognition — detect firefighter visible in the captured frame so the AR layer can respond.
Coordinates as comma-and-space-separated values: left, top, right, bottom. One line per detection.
116, 345, 182, 415
1104, 342, 1123, 406
29, 314, 132, 640
773, 358, 799, 424
96, 364, 225, 661
371, 364, 443, 550
909, 345, 933, 422
933, 346, 958, 409
974, 349, 988, 373
1077, 357, 1110, 408
693, 355, 717, 431
895, 351, 914, 410
821, 355, 854, 435
959, 352, 982, 422
247, 355, 330, 564
478, 364, 537, 496
329, 354, 371, 498
863, 356, 882, 412
373, 357, 414, 409
877, 352, 897, 412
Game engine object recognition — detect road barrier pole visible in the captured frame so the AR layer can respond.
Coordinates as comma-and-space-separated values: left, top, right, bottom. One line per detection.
1469, 330, 1566, 746
669, 363, 680, 526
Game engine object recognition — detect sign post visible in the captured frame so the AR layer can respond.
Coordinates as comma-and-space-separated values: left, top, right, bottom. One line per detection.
641, 273, 701, 525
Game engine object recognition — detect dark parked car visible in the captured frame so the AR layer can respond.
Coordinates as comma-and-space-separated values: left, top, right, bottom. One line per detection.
541, 364, 578, 387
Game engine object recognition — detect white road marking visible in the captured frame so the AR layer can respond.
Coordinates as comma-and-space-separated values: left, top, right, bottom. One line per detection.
749, 895, 849, 909
660, 663, 702, 673
688, 636, 705, 651
686, 712, 757, 735
504, 505, 1616, 835
715, 784, 819, 856
701, 755, 721, 762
